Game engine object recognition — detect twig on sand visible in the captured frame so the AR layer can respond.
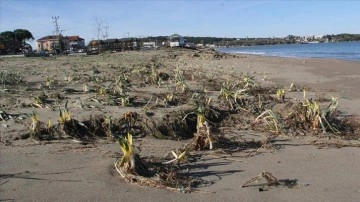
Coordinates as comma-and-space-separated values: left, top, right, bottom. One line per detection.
242, 171, 280, 188
241, 171, 302, 190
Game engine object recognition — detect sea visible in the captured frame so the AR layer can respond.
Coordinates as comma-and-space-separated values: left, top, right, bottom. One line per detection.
216, 41, 360, 61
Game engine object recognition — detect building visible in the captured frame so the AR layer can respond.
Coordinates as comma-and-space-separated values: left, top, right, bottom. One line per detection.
168, 34, 185, 47
36, 35, 84, 53
142, 42, 157, 49
67, 36, 85, 52
36, 35, 64, 52
87, 38, 142, 52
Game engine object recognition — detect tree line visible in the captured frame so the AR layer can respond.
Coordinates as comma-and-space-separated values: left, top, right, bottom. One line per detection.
1, 28, 359, 48
141, 33, 360, 47
0, 29, 34, 44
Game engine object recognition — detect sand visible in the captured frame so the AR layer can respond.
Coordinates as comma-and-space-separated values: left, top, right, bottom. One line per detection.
1, 49, 360, 201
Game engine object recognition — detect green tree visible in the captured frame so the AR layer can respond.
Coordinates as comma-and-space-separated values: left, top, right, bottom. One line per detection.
0, 29, 34, 43
14, 29, 34, 42
0, 31, 15, 42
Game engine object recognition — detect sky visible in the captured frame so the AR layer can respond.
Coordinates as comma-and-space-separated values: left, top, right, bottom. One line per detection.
1, 0, 359, 47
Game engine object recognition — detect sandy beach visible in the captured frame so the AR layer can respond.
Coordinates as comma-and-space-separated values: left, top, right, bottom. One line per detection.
1, 49, 360, 202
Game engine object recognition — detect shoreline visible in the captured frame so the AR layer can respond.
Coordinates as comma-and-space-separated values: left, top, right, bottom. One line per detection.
234, 53, 360, 62
210, 50, 360, 100
216, 41, 360, 62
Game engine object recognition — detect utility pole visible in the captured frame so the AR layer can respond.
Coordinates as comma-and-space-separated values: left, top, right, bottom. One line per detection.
104, 26, 109, 40
52, 16, 61, 54
103, 26, 109, 51
52, 16, 60, 35
95, 18, 103, 54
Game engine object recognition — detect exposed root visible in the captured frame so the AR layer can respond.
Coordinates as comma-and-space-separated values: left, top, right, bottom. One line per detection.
114, 159, 204, 193
187, 121, 213, 150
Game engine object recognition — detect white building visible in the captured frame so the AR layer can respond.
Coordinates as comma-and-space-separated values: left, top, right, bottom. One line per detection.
169, 34, 185, 47
142, 42, 157, 48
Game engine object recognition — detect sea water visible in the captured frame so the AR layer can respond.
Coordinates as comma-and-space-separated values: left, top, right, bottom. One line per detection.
217, 41, 360, 61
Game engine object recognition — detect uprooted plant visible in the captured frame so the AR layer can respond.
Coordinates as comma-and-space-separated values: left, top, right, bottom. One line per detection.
190, 105, 214, 150
113, 112, 207, 193
218, 79, 246, 111
276, 88, 285, 101
115, 132, 151, 177
254, 109, 282, 135
283, 91, 340, 135
57, 101, 95, 140
27, 111, 55, 141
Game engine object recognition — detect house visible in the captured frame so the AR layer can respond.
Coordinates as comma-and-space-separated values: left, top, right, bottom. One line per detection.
168, 34, 185, 47
36, 35, 84, 53
142, 42, 157, 49
67, 36, 85, 52
87, 38, 141, 52
36, 35, 65, 52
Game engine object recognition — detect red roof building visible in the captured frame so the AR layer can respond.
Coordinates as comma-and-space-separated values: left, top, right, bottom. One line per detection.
36, 35, 85, 52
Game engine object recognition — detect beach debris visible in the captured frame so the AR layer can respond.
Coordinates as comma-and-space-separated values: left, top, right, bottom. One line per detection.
0, 109, 11, 121
242, 171, 280, 188
163, 150, 188, 165
114, 132, 204, 193
310, 139, 360, 148
242, 171, 300, 190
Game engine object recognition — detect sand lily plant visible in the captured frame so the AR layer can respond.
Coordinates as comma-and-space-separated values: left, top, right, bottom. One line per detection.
30, 111, 40, 138
192, 105, 213, 150
303, 91, 339, 133
276, 89, 285, 101
58, 101, 72, 125
114, 132, 151, 178
255, 109, 282, 135
219, 80, 238, 110
116, 132, 135, 174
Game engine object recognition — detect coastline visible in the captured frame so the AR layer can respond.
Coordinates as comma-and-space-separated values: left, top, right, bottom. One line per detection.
214, 49, 360, 97
1, 49, 360, 201
216, 41, 360, 62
